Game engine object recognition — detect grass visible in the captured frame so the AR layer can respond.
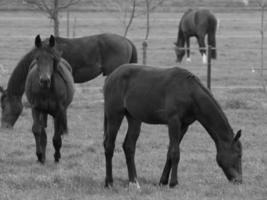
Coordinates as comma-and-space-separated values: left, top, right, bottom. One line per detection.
0, 9, 267, 199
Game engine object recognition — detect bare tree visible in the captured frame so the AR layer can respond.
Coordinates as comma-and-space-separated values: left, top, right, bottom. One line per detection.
23, 0, 80, 36
141, 0, 165, 64
0, 0, 9, 6
123, 0, 136, 37
100, 0, 164, 37
256, 0, 267, 95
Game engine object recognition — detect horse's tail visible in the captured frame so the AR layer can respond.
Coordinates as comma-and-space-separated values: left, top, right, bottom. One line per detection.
128, 39, 138, 63
208, 16, 217, 59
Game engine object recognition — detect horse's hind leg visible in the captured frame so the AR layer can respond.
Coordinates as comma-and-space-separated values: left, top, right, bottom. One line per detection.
197, 35, 207, 64
123, 114, 141, 188
104, 112, 124, 187
32, 109, 47, 164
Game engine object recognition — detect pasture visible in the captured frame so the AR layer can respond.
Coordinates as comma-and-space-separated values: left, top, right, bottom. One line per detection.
0, 9, 267, 199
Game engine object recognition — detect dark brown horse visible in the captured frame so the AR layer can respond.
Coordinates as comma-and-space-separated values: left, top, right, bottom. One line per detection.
0, 33, 137, 128
25, 35, 74, 163
174, 9, 217, 63
103, 64, 242, 188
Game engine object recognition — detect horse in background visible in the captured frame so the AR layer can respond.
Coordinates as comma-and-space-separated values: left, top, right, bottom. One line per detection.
174, 9, 217, 64
0, 33, 137, 129
103, 64, 242, 188
25, 35, 75, 163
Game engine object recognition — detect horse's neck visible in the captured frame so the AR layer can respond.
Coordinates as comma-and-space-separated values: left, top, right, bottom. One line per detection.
176, 29, 185, 47
195, 87, 234, 150
7, 50, 35, 98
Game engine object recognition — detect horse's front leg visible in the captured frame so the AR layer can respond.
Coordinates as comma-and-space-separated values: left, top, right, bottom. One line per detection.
160, 123, 188, 187
159, 148, 172, 186
32, 109, 47, 164
53, 108, 67, 163
197, 35, 207, 64
165, 116, 184, 187
185, 38, 191, 62
123, 115, 141, 189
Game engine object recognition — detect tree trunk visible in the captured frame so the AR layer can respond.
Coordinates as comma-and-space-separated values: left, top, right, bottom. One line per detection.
53, 0, 59, 37
54, 15, 59, 36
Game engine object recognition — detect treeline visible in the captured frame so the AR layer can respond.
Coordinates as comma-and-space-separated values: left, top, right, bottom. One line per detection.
0, 0, 260, 12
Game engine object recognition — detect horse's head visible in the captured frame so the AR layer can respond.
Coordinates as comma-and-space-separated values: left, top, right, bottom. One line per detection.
0, 86, 23, 129
217, 130, 242, 184
174, 42, 185, 62
34, 35, 61, 89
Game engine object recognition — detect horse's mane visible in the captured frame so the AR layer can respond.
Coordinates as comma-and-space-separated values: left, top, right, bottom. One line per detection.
190, 74, 234, 136
6, 48, 36, 97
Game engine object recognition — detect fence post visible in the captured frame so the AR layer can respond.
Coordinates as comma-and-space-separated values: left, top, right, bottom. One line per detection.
142, 40, 148, 65
207, 45, 212, 90
72, 17, 77, 38
66, 9, 70, 38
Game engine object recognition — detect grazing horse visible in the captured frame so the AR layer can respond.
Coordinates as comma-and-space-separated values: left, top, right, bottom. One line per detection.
174, 9, 217, 63
0, 33, 137, 129
25, 35, 74, 163
103, 64, 242, 188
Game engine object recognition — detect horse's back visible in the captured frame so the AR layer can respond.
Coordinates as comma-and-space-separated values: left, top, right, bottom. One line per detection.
180, 9, 217, 33
195, 9, 217, 27
104, 64, 199, 124
52, 33, 136, 76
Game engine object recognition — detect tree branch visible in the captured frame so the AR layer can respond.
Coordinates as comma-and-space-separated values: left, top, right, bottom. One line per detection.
144, 0, 150, 40
124, 0, 136, 37
58, 0, 81, 10
134, 0, 164, 18
24, 0, 53, 16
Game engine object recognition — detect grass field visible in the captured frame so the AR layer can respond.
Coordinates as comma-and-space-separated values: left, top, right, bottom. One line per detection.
0, 9, 267, 200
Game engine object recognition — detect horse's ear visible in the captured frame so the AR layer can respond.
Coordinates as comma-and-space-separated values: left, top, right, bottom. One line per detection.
234, 130, 242, 142
35, 35, 42, 48
49, 35, 55, 47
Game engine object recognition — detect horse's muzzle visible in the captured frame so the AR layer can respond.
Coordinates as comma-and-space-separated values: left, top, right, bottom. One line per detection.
1, 121, 13, 129
39, 77, 51, 89
230, 176, 242, 184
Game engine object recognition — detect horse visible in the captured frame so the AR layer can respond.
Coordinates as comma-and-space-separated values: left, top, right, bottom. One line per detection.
103, 64, 242, 188
25, 35, 75, 163
0, 33, 137, 129
174, 9, 217, 64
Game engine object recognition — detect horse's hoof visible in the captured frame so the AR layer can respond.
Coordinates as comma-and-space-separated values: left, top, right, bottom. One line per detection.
159, 179, 168, 186
231, 178, 242, 185
105, 178, 113, 188
37, 159, 45, 164
54, 153, 61, 163
104, 181, 113, 188
36, 153, 45, 164
128, 180, 141, 191
169, 180, 178, 188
